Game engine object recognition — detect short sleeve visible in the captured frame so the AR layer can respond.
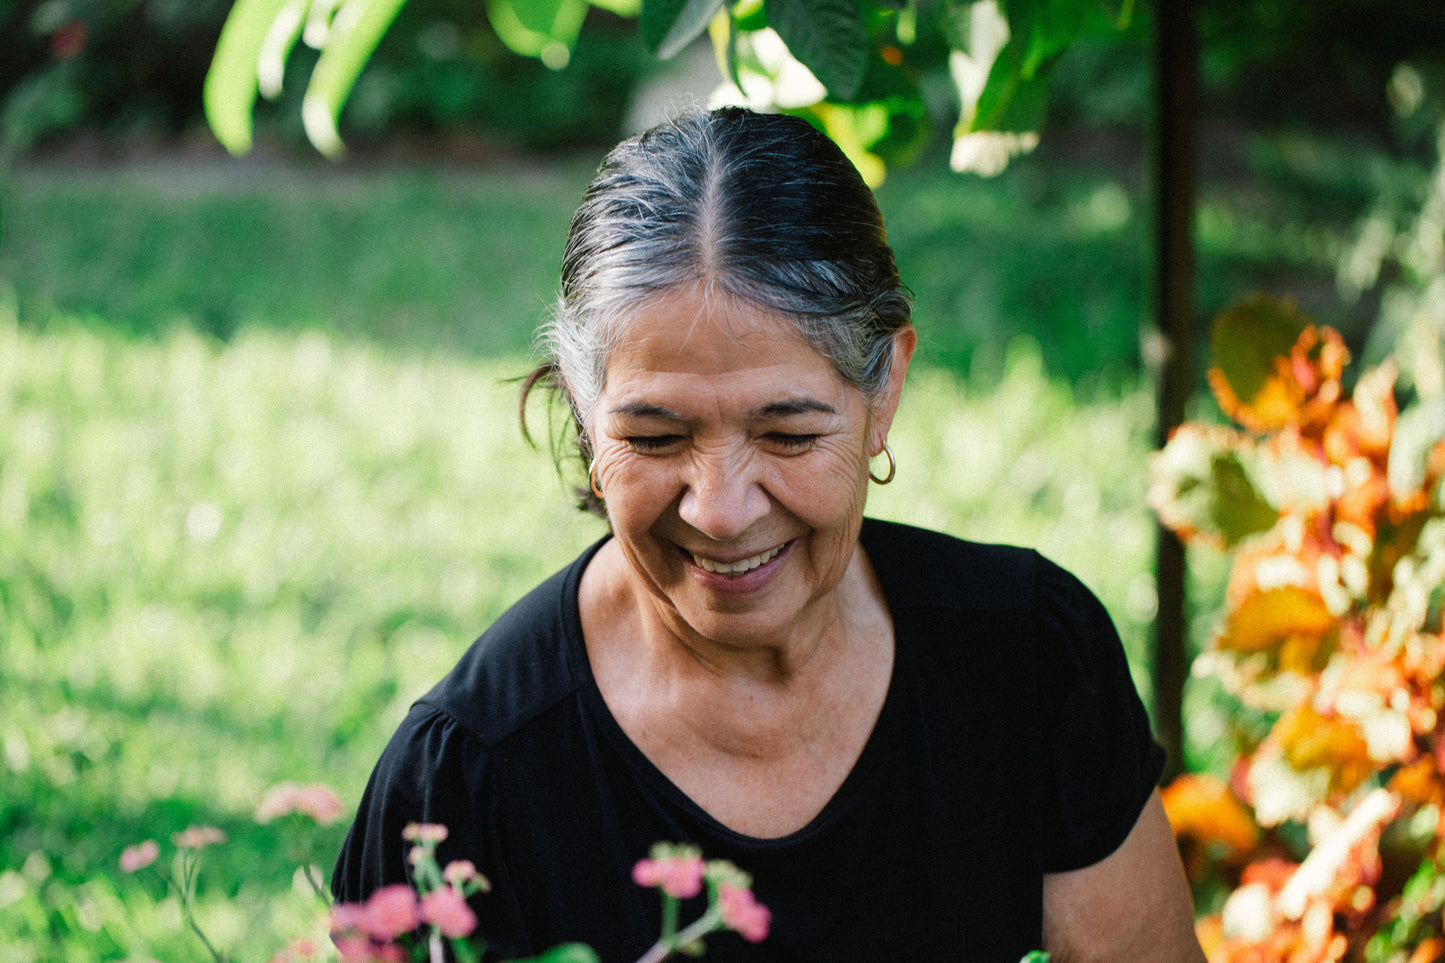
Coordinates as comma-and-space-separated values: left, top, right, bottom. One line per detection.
331, 703, 530, 953
1034, 556, 1165, 872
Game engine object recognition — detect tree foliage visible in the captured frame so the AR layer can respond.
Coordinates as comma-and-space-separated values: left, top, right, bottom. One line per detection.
204, 0, 1133, 178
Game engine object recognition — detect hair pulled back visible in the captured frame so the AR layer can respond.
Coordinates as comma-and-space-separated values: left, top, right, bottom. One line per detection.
527, 106, 913, 508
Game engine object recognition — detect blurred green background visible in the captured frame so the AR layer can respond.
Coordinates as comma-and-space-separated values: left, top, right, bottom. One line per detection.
3, 0, 1445, 958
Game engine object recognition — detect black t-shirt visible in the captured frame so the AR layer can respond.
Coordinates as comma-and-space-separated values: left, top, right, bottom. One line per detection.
332, 518, 1164, 961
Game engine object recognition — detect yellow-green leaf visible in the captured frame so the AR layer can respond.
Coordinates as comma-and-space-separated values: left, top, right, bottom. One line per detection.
301, 0, 410, 158
1210, 295, 1309, 414
487, 0, 590, 67
204, 0, 294, 156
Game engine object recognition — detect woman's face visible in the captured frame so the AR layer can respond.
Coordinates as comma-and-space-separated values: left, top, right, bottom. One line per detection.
586, 285, 913, 651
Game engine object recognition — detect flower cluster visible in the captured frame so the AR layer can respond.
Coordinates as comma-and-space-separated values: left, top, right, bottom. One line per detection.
256, 782, 348, 826
1150, 296, 1445, 961
630, 844, 771, 963
329, 823, 489, 961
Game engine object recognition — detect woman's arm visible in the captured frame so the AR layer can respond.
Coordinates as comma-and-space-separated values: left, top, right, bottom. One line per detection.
1042, 788, 1206, 963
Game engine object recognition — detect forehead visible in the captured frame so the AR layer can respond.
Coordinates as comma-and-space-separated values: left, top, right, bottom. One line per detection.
605, 286, 836, 383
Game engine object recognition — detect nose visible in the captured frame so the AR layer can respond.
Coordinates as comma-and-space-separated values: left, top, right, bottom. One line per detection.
677, 451, 769, 541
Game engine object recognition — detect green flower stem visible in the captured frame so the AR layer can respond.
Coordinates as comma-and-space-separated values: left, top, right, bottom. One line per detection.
660, 893, 679, 943
156, 857, 228, 963
634, 906, 723, 963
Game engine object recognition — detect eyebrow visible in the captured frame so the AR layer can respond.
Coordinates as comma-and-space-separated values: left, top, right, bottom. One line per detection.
608, 402, 682, 419
607, 398, 838, 419
756, 399, 838, 417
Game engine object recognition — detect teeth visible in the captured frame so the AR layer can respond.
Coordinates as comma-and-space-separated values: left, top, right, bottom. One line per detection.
691, 545, 784, 575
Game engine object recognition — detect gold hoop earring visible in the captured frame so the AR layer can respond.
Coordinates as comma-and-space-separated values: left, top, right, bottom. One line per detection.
868, 442, 896, 485
588, 459, 605, 499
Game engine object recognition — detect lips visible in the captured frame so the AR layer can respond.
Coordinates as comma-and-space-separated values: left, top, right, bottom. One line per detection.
688, 544, 785, 575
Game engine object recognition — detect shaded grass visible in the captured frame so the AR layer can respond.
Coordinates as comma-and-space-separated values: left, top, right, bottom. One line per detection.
0, 157, 596, 355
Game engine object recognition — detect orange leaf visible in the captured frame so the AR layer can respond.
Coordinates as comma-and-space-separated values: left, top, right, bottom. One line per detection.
1273, 705, 1374, 795
1162, 773, 1261, 858
1221, 586, 1336, 668
1387, 757, 1445, 808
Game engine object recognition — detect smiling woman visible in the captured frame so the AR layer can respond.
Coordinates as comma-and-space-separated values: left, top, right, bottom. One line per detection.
331, 107, 1204, 961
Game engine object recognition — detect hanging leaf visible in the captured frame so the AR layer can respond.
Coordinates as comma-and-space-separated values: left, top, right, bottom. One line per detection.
204, 0, 294, 155
968, 40, 1049, 132
301, 0, 410, 157
1001, 0, 1112, 78
642, 0, 726, 59
257, 0, 310, 100
764, 0, 868, 100
488, 0, 591, 64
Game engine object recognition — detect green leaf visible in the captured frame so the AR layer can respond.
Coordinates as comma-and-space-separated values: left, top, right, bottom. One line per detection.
300, 0, 410, 157
487, 0, 590, 66
204, 0, 293, 156
969, 40, 1049, 132
1148, 424, 1277, 547
732, 0, 767, 30
764, 0, 868, 100
258, 0, 309, 99
1210, 295, 1309, 407
641, 0, 726, 59
517, 944, 603, 963
1000, 0, 1113, 78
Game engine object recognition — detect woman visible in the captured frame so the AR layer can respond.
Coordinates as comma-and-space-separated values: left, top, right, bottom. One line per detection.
333, 106, 1204, 961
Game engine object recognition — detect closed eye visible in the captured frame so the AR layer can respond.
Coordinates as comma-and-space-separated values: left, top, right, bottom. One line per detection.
626, 435, 685, 453
764, 433, 819, 452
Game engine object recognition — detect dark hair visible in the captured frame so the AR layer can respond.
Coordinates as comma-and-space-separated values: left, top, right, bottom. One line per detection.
524, 106, 913, 512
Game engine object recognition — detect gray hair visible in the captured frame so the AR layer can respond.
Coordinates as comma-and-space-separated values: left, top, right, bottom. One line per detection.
539, 106, 913, 444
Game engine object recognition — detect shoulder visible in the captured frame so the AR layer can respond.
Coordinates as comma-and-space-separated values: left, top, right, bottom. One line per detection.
860, 516, 1057, 613
416, 536, 606, 748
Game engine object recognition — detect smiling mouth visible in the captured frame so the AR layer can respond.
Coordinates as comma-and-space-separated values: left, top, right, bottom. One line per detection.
688, 544, 786, 575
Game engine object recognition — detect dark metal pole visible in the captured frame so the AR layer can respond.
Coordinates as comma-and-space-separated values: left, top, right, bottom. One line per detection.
1152, 0, 1197, 783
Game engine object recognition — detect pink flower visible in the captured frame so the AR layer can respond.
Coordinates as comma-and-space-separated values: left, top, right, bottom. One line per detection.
332, 934, 377, 962
420, 887, 478, 939
119, 839, 159, 873
717, 883, 771, 943
363, 884, 420, 942
330, 901, 370, 935
402, 823, 448, 843
270, 936, 321, 962
173, 825, 227, 849
443, 860, 488, 890
632, 855, 705, 899
297, 784, 345, 824
257, 783, 304, 822
257, 783, 346, 825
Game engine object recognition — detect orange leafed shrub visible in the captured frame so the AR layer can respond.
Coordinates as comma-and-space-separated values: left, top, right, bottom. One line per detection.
1149, 295, 1445, 962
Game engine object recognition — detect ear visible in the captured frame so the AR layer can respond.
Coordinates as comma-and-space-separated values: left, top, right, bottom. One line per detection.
868, 325, 917, 455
